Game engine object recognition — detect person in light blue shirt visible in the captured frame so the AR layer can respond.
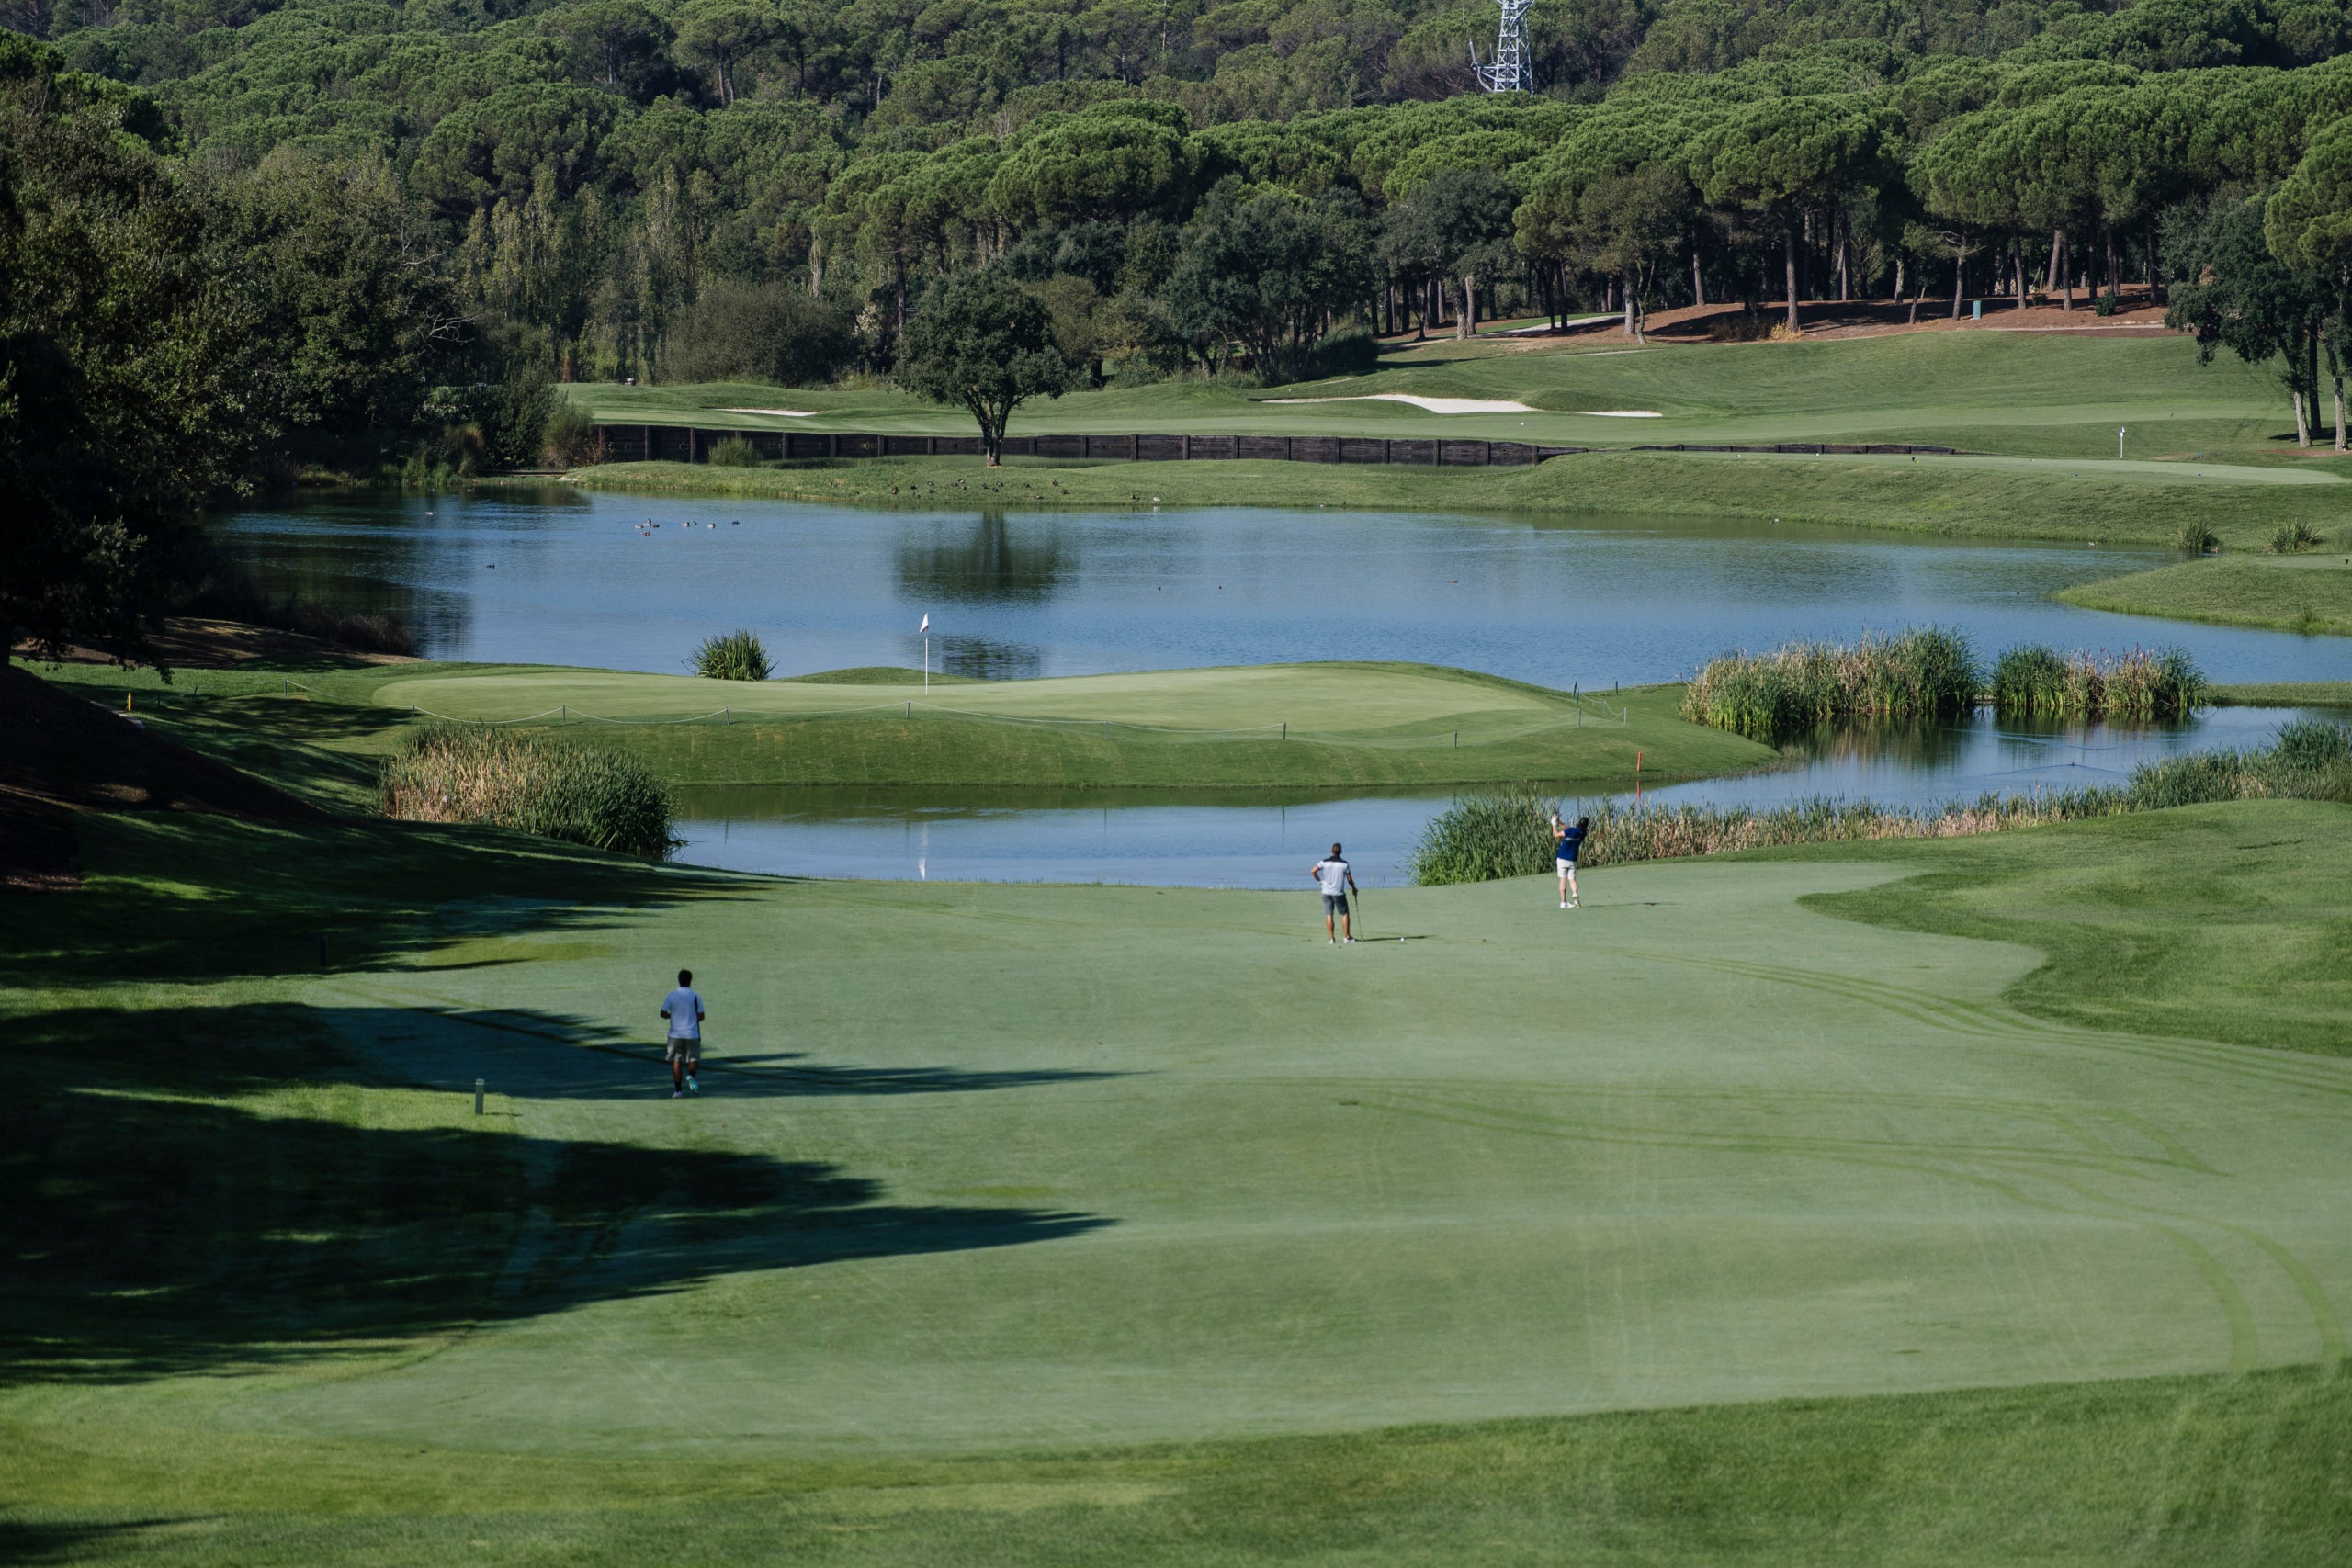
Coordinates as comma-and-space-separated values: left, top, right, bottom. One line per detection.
1552, 813, 1589, 908
661, 968, 706, 1098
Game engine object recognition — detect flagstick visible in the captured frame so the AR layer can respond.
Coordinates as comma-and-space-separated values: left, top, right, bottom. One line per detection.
923, 636, 930, 693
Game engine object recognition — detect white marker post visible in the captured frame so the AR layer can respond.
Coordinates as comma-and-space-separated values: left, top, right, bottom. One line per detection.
919, 613, 931, 692
2119, 425, 2127, 460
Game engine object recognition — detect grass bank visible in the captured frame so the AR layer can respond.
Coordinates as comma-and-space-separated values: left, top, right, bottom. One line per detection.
368, 660, 1772, 790
571, 332, 2322, 469
23, 658, 1773, 793
1412, 717, 2350, 887
3, 787, 2349, 1561
2060, 551, 2352, 636
566, 447, 2352, 552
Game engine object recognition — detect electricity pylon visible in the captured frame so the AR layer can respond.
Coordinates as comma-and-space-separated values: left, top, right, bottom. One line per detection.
1471, 0, 1533, 93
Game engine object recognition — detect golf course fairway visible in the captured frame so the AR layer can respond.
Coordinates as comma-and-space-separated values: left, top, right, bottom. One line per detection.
5, 795, 2349, 1562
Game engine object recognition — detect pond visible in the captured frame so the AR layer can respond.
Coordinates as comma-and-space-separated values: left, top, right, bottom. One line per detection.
212, 488, 2352, 886
669, 706, 2339, 889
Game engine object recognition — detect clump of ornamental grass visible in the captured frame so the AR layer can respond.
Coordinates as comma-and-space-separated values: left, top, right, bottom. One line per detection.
691, 628, 773, 681
380, 726, 675, 857
1991, 645, 2207, 719
1408, 720, 2350, 885
2269, 519, 2324, 554
2177, 521, 2219, 554
1681, 627, 1978, 740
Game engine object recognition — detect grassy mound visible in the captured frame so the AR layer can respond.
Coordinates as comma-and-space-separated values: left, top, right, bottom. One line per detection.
2059, 553, 2352, 637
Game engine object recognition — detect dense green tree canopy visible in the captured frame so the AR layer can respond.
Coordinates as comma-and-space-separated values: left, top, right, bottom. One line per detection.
898, 265, 1075, 461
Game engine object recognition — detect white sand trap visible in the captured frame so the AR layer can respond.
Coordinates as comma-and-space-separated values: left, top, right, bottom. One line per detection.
1264, 393, 1535, 414
1573, 410, 1663, 417
719, 407, 818, 418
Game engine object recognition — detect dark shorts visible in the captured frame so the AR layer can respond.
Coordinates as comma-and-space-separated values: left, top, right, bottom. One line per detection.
665, 1036, 700, 1063
1323, 893, 1349, 915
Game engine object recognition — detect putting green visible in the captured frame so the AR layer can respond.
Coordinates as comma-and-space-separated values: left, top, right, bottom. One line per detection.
367, 661, 1771, 788
376, 660, 1576, 731
43, 809, 2335, 1460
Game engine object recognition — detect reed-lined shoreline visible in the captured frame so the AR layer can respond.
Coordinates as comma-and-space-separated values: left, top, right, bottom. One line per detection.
1409, 719, 2352, 885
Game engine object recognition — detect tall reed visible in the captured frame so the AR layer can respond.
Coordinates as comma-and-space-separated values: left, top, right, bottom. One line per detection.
1681, 628, 1979, 740
1990, 645, 2207, 718
1408, 720, 2350, 885
381, 726, 676, 857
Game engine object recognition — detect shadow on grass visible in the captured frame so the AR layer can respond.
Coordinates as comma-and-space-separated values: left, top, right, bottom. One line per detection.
0, 1521, 180, 1564
325, 1001, 1131, 1100
0, 1001, 1110, 1385
0, 813, 751, 986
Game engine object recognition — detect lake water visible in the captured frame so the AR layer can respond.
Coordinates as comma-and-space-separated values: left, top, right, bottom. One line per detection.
214, 489, 2352, 886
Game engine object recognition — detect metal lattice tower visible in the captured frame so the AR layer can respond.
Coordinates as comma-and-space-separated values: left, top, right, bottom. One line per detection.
1471, 0, 1533, 93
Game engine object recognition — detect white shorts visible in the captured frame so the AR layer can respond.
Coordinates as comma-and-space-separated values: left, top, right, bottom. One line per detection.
1556, 859, 1577, 873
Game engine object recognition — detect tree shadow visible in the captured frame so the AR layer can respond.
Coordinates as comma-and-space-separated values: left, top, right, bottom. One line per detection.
0, 1522, 180, 1564
313, 1001, 1133, 1100
0, 1000, 1111, 1385
0, 813, 751, 986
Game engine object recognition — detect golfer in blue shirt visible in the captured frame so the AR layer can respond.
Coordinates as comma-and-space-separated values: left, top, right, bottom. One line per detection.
1553, 813, 1589, 908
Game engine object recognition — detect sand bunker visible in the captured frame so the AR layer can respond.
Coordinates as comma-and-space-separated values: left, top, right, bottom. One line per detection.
1572, 410, 1663, 417
1264, 394, 1536, 414
719, 407, 818, 418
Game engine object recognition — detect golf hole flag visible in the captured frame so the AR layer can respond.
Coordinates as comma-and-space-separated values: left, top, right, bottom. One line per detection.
919, 614, 930, 635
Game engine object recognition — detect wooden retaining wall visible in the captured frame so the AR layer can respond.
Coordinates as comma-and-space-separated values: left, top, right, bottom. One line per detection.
592, 427, 1588, 467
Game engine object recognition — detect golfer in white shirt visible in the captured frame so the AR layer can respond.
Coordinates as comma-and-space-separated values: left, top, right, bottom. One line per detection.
661, 968, 705, 1098
1311, 843, 1359, 944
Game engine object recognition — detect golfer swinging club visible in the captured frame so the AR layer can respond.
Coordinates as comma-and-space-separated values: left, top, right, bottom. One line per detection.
661, 968, 705, 1098
1553, 811, 1589, 908
1312, 842, 1359, 944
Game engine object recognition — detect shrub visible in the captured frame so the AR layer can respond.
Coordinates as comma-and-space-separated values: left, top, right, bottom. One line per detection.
1682, 627, 1978, 740
544, 402, 600, 467
2177, 521, 2219, 553
691, 628, 772, 681
2269, 520, 2324, 553
1307, 326, 1382, 377
1990, 644, 2206, 718
2093, 291, 2121, 316
707, 435, 760, 468
380, 728, 674, 857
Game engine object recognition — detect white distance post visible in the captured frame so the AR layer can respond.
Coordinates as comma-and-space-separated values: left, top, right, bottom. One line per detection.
2119, 425, 2127, 460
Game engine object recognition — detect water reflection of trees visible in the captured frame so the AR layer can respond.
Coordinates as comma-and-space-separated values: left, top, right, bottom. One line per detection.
893, 513, 1067, 604
205, 517, 463, 656
936, 636, 1043, 681
1778, 719, 1978, 772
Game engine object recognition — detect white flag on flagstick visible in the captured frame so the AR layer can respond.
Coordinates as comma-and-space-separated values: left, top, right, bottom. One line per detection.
919, 614, 930, 635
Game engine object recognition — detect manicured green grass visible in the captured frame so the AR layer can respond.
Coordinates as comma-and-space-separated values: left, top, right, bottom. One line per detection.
557, 333, 2352, 553
568, 333, 2315, 468
2060, 552, 2352, 636
3, 798, 2349, 1562
568, 447, 2352, 551
2215, 681, 2352, 705
29, 659, 1769, 792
